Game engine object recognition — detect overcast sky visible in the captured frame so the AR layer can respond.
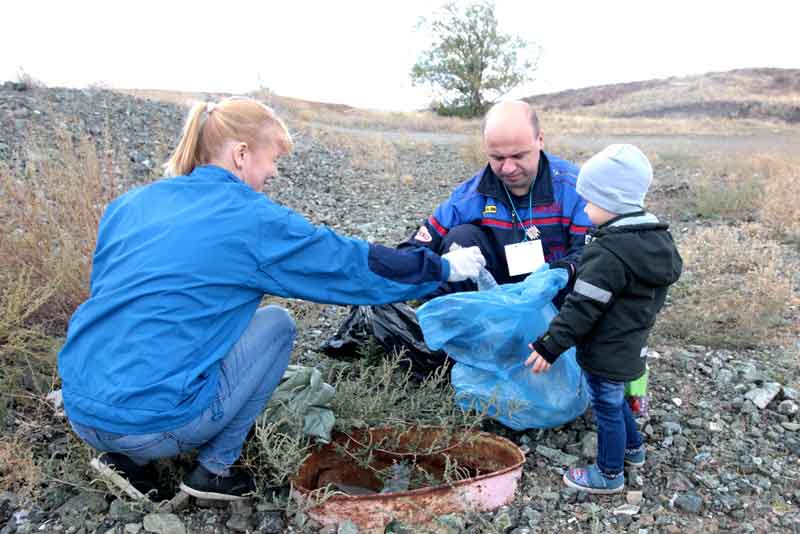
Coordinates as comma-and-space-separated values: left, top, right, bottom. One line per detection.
2, 0, 797, 111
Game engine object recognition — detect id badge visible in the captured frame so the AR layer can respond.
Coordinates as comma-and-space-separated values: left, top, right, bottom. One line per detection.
505, 240, 545, 277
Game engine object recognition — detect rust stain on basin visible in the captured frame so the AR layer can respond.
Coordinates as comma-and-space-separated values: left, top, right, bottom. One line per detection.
291, 427, 525, 530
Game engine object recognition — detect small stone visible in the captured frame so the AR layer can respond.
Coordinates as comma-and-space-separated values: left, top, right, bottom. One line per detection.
125, 524, 143, 534
225, 514, 251, 532
778, 400, 798, 415
666, 473, 694, 491
535, 445, 579, 466
255, 511, 285, 533
671, 398, 682, 407
707, 421, 724, 432
110, 499, 143, 523
661, 422, 682, 436
627, 491, 644, 505
782, 422, 800, 432
613, 503, 640, 516
436, 514, 466, 532
493, 508, 514, 531
579, 432, 597, 459
783, 386, 799, 401
673, 493, 703, 514
142, 512, 186, 534
745, 383, 782, 409
337, 519, 359, 534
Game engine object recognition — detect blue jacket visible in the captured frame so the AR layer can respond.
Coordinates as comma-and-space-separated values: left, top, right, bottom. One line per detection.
58, 165, 450, 434
404, 152, 592, 280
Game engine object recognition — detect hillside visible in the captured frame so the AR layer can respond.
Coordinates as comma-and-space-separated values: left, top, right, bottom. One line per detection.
1, 71, 799, 533
525, 68, 800, 123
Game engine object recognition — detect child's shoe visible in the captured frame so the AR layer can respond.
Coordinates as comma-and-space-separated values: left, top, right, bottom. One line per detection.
624, 444, 646, 467
563, 464, 624, 494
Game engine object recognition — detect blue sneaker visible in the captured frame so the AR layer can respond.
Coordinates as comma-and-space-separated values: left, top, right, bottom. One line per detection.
563, 464, 625, 494
625, 444, 646, 467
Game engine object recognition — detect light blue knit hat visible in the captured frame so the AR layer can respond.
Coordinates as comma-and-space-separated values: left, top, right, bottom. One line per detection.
576, 144, 653, 215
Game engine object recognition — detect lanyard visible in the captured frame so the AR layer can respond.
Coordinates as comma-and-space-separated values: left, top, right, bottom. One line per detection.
502, 183, 534, 241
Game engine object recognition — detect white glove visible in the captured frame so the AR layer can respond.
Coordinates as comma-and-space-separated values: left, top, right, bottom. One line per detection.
442, 246, 487, 282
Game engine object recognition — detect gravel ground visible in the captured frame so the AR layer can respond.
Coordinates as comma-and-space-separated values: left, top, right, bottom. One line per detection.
1, 83, 799, 534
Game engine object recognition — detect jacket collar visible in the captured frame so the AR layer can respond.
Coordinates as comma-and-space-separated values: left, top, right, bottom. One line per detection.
604, 211, 659, 228
476, 151, 554, 207
189, 164, 243, 184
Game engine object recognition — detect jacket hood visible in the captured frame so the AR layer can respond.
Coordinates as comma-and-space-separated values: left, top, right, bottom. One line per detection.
594, 212, 683, 287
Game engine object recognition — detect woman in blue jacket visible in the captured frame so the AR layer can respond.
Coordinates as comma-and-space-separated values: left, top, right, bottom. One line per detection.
57, 97, 485, 501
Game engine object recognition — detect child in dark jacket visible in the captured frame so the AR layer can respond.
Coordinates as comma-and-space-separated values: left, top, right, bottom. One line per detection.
526, 144, 683, 494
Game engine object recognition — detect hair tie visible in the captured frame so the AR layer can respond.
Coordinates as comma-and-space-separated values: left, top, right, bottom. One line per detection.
206, 102, 216, 114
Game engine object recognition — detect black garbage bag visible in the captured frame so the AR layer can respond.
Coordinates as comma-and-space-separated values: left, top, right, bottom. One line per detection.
321, 303, 451, 380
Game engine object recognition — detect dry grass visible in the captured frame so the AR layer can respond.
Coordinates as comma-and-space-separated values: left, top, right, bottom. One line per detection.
0, 433, 43, 498
460, 134, 485, 170
759, 155, 800, 244
657, 224, 795, 348
0, 130, 122, 329
689, 159, 765, 221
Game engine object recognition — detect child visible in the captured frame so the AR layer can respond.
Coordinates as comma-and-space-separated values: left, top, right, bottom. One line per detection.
525, 144, 682, 494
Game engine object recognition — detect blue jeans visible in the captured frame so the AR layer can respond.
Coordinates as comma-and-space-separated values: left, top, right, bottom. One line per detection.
70, 305, 295, 475
585, 371, 643, 477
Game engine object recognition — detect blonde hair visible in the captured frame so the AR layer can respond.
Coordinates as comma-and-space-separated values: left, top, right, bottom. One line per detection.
163, 96, 293, 177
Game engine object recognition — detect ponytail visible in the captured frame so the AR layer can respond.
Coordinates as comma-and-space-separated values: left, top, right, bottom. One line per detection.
162, 98, 292, 178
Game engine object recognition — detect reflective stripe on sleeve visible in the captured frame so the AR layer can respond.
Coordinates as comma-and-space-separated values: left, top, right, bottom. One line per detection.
574, 279, 612, 304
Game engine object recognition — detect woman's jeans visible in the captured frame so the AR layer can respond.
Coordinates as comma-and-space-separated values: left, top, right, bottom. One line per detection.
585, 371, 643, 477
70, 305, 295, 476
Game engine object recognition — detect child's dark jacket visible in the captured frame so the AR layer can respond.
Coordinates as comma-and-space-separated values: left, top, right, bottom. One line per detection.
533, 212, 683, 382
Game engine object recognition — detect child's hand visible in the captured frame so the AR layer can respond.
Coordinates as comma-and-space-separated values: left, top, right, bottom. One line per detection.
526, 343, 551, 373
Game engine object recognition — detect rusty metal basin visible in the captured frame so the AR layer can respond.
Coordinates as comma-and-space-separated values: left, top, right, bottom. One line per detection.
291, 427, 525, 530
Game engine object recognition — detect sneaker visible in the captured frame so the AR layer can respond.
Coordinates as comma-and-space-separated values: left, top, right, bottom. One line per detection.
563, 464, 625, 494
90, 453, 159, 500
625, 444, 646, 467
179, 464, 255, 501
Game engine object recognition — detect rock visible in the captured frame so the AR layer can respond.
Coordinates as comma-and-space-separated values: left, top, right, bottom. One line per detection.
666, 473, 694, 491
109, 499, 143, 523
436, 514, 466, 532
783, 386, 799, 401
57, 492, 109, 517
627, 491, 644, 505
337, 519, 359, 534
613, 503, 640, 516
0, 492, 18, 526
782, 422, 800, 432
225, 513, 251, 532
255, 511, 285, 533
125, 525, 143, 534
142, 513, 186, 534
778, 400, 798, 415
535, 445, 579, 466
661, 422, 682, 436
493, 507, 514, 531
672, 493, 703, 514
579, 432, 597, 459
520, 506, 541, 526
745, 383, 782, 409
671, 398, 682, 407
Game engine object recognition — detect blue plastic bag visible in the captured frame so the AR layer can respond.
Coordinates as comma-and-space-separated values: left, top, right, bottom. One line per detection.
416, 266, 589, 430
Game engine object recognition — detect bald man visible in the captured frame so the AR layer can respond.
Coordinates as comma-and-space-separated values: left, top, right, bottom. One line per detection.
401, 101, 593, 300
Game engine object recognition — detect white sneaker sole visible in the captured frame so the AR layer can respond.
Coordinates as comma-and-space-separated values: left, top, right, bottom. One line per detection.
178, 482, 249, 502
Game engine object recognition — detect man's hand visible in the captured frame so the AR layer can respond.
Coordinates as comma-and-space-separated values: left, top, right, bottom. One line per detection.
525, 343, 551, 373
442, 246, 486, 282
